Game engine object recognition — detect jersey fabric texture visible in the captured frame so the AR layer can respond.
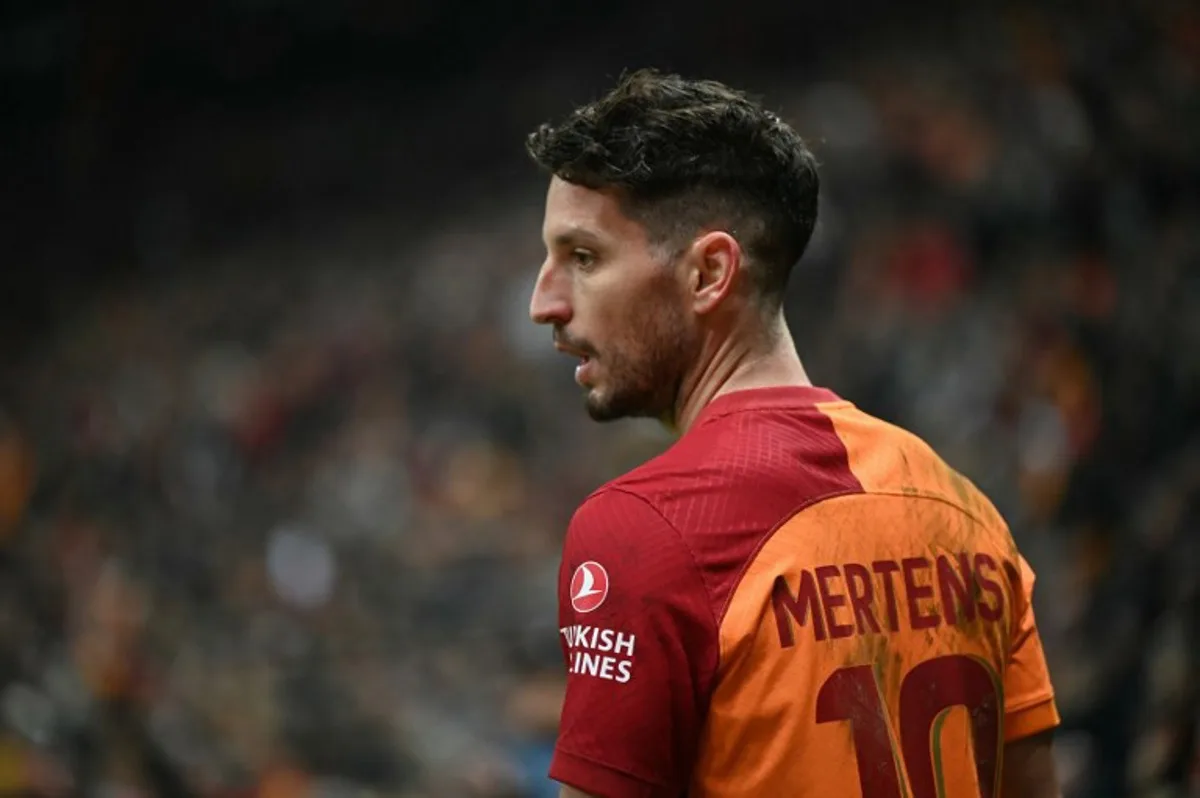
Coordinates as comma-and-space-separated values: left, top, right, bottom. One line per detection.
550, 386, 1059, 798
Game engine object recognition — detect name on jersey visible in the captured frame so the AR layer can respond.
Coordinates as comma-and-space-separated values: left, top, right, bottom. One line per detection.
771, 552, 1016, 647
560, 625, 636, 683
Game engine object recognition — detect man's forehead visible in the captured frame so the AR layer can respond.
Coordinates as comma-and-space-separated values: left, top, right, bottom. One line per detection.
542, 178, 640, 244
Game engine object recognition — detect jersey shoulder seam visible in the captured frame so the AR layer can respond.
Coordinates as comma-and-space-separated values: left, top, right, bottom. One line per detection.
596, 486, 723, 669
861, 487, 1010, 536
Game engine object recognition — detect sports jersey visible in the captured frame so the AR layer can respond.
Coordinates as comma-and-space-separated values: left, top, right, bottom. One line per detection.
550, 386, 1059, 797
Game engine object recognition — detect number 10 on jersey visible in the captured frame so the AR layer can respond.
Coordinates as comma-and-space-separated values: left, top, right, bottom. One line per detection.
817, 654, 1002, 798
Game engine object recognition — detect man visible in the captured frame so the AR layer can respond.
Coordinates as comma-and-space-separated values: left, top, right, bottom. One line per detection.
526, 69, 1061, 798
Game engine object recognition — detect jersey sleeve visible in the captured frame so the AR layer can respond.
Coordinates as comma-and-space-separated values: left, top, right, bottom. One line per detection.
1002, 553, 1061, 742
549, 487, 718, 798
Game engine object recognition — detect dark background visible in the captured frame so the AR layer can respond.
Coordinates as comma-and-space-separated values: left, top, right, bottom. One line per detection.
0, 1, 1197, 796
0, 0, 904, 341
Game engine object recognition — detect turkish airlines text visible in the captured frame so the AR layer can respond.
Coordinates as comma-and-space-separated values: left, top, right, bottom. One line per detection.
559, 625, 635, 684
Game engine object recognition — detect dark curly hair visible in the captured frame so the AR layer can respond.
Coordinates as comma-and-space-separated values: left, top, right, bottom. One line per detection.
526, 68, 820, 311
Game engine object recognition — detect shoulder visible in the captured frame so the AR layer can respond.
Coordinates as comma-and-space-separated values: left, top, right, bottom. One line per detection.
815, 400, 1015, 531
562, 486, 705, 604
557, 486, 720, 683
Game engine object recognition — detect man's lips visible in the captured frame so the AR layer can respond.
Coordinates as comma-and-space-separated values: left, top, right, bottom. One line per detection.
553, 340, 591, 360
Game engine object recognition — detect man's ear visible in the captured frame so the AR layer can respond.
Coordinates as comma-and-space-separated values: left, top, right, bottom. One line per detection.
688, 231, 742, 315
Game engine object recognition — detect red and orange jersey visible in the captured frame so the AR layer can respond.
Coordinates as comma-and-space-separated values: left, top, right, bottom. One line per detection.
550, 386, 1059, 798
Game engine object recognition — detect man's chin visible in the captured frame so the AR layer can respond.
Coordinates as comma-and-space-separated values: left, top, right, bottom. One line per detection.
583, 387, 665, 424
583, 392, 627, 423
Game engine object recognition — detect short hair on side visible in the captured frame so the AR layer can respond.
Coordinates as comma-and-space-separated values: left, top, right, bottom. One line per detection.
526, 68, 820, 311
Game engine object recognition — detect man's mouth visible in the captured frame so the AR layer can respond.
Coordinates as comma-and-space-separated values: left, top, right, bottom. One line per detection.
553, 338, 591, 361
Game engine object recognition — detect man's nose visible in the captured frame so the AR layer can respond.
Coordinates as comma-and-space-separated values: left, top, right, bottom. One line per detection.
529, 262, 572, 326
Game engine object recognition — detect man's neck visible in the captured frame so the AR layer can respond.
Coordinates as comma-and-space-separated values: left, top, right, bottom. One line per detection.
669, 314, 812, 435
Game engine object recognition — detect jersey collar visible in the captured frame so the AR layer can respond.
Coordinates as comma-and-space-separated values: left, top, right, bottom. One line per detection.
693, 385, 846, 426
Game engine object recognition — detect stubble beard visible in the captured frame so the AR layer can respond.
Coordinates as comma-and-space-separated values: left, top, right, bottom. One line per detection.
583, 307, 696, 424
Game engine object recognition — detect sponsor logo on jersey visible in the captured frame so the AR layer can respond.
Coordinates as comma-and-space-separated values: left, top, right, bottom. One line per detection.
570, 561, 609, 613
560, 624, 636, 683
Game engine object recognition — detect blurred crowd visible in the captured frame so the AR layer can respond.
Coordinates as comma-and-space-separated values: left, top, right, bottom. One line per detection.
1, 2, 1198, 797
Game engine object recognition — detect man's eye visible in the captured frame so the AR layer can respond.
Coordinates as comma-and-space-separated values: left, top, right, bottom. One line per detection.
571, 249, 597, 268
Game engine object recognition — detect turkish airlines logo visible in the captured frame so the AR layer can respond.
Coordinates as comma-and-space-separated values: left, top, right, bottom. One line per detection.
570, 561, 609, 614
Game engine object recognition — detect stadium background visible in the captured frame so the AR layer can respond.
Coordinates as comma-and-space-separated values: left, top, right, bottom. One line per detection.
1, 0, 1197, 796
